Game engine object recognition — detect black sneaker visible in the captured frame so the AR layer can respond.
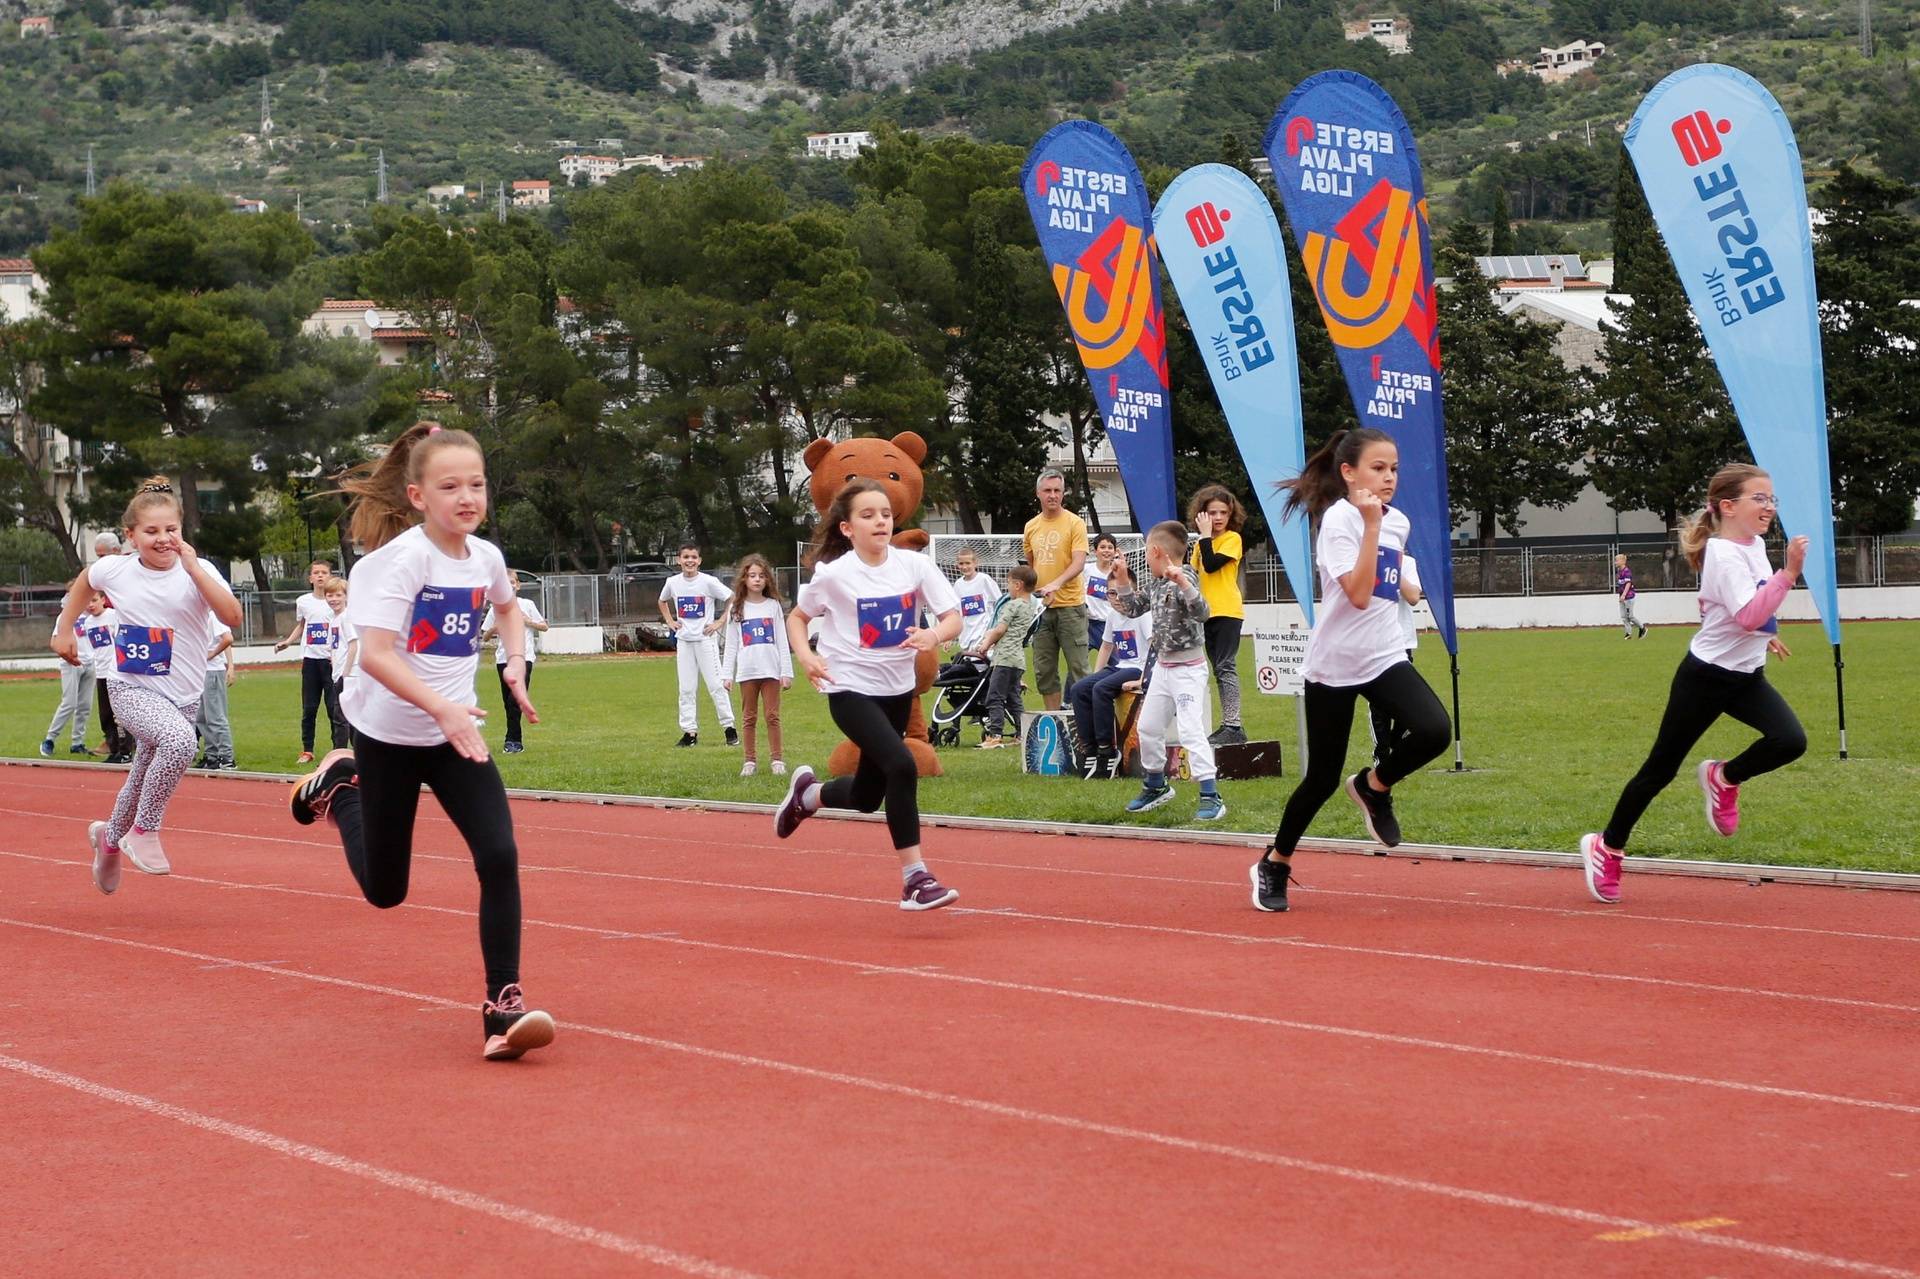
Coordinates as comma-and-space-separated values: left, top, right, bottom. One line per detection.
482, 983, 556, 1061
1208, 724, 1248, 746
1638, 624, 1648, 639
290, 749, 358, 825
1083, 747, 1112, 780
1250, 852, 1293, 912
1344, 770, 1401, 847
724, 726, 739, 747
675, 732, 697, 748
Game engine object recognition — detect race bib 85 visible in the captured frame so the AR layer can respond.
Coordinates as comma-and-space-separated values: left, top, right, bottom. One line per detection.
115, 625, 174, 676
407, 585, 487, 656
1372, 547, 1404, 604
858, 592, 917, 649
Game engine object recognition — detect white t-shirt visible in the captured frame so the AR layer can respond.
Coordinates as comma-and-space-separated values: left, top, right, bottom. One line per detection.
295, 593, 334, 660
75, 607, 118, 678
1301, 499, 1416, 688
1106, 606, 1153, 668
725, 597, 792, 682
1398, 555, 1422, 652
662, 572, 731, 644
1084, 564, 1114, 626
1691, 536, 1780, 674
797, 548, 961, 697
330, 614, 358, 682
341, 526, 516, 747
87, 554, 234, 708
953, 573, 1003, 651
206, 622, 232, 673
482, 598, 545, 665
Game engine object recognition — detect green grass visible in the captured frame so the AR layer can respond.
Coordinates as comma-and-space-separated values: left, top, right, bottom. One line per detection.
5, 622, 1917, 873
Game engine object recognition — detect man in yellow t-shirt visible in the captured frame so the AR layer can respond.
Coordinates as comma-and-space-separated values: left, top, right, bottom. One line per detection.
1022, 468, 1091, 709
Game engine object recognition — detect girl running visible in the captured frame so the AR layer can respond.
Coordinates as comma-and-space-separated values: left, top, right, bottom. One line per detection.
51, 479, 243, 894
774, 479, 965, 911
1580, 464, 1808, 904
1252, 430, 1451, 913
1189, 484, 1248, 747
288, 421, 554, 1061
722, 553, 792, 778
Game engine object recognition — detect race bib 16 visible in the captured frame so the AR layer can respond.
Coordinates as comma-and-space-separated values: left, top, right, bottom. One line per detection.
857, 592, 917, 649
114, 625, 174, 676
407, 585, 487, 656
1372, 547, 1404, 604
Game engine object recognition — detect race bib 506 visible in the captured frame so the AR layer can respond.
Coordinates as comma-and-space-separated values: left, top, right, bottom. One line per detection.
114, 625, 174, 676
857, 592, 917, 649
407, 585, 487, 657
306, 620, 332, 647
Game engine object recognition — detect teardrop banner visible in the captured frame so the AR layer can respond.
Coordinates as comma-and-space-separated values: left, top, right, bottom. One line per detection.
1022, 121, 1178, 528
1624, 64, 1849, 756
1152, 163, 1315, 625
1262, 71, 1457, 658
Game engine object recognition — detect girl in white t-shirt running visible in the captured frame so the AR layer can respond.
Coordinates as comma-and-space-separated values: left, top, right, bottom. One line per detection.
52, 480, 243, 894
1580, 464, 1808, 904
774, 479, 965, 911
1252, 429, 1451, 913
288, 422, 554, 1062
722, 553, 793, 777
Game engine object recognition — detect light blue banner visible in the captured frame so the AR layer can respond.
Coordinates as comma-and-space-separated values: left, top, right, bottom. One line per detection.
1153, 164, 1314, 624
1625, 63, 1839, 646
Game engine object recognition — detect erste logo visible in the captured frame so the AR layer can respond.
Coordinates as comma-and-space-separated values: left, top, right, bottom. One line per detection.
1672, 109, 1732, 167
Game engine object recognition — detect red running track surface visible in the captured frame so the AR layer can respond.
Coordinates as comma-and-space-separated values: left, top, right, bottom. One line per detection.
1, 762, 1916, 1278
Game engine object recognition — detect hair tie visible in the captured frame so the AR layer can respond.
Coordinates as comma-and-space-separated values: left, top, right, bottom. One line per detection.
138, 482, 174, 495
427, 424, 442, 435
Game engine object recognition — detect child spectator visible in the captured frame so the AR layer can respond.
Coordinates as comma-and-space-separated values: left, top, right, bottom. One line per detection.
722, 553, 793, 777
1615, 553, 1646, 639
481, 572, 547, 754
1189, 484, 1248, 746
1083, 533, 1120, 652
1112, 523, 1224, 821
659, 543, 737, 748
42, 591, 109, 758
974, 566, 1040, 750
1067, 555, 1153, 779
194, 621, 236, 770
951, 549, 1002, 656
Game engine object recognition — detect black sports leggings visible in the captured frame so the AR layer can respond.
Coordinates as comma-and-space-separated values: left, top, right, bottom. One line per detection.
823, 691, 920, 850
328, 730, 522, 998
1272, 662, 1451, 857
495, 662, 534, 744
1603, 653, 1806, 850
302, 656, 348, 751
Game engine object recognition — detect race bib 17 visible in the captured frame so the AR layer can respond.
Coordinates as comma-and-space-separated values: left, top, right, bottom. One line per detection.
114, 625, 174, 676
858, 592, 917, 649
1372, 547, 1404, 604
407, 585, 487, 656
741, 617, 776, 647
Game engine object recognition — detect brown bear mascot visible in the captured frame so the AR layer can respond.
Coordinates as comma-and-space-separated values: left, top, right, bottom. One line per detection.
803, 431, 944, 779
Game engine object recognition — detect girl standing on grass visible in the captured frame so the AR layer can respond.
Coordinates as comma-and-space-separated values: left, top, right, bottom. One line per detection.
722, 553, 793, 778
1615, 554, 1646, 639
1189, 485, 1248, 747
1252, 430, 1451, 914
287, 421, 554, 1062
1580, 464, 1807, 905
773, 479, 965, 911
51, 480, 243, 895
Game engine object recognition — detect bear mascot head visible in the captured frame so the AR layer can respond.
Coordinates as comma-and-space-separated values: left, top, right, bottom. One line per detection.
802, 431, 942, 779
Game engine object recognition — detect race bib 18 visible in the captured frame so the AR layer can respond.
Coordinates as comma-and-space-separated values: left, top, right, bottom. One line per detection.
1372, 547, 1404, 604
114, 625, 174, 676
858, 592, 917, 649
407, 585, 487, 657
741, 617, 776, 647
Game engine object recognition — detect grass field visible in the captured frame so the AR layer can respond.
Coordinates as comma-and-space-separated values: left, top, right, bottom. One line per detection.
5, 622, 1917, 873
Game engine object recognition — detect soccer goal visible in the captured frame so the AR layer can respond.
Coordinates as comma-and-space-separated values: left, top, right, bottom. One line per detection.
926, 532, 1146, 580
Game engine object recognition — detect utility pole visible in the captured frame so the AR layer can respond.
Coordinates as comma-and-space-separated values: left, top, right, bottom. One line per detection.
85, 144, 95, 196
497, 180, 507, 224
1860, 0, 1873, 57
260, 77, 273, 138
376, 150, 388, 203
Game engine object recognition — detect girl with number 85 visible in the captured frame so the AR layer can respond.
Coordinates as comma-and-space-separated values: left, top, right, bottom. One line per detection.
287, 421, 554, 1062
52, 478, 243, 895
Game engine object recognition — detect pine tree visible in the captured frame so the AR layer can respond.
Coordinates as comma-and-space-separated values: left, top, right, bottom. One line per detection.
1583, 149, 1744, 581
1488, 185, 1516, 257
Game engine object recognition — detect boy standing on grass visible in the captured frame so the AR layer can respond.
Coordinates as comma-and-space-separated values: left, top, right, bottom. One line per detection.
659, 542, 738, 748
972, 566, 1039, 750
951, 549, 1001, 656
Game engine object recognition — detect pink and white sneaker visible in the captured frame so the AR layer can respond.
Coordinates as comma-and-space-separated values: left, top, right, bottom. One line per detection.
88, 821, 120, 896
1579, 833, 1622, 904
120, 828, 171, 875
1698, 760, 1740, 837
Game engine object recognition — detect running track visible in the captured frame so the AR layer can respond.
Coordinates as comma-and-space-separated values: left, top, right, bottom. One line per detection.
2, 761, 1916, 1277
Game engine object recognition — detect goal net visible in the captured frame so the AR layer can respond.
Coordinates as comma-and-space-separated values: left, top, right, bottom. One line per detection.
926, 532, 1147, 580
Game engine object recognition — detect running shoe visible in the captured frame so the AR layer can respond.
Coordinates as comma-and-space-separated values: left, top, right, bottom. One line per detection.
773, 764, 817, 839
296, 751, 315, 765
38, 738, 53, 758
1638, 624, 1647, 639
1699, 760, 1739, 837
1250, 853, 1291, 913
1195, 792, 1227, 822
69, 744, 100, 756
1579, 833, 1623, 904
740, 760, 757, 777
900, 869, 959, 911
482, 984, 556, 1061
1126, 782, 1175, 813
1207, 724, 1248, 746
1344, 770, 1402, 847
975, 737, 1006, 750
770, 760, 787, 776
675, 732, 697, 748
502, 740, 524, 754
290, 749, 358, 826
724, 727, 740, 747
89, 821, 120, 896
120, 828, 171, 876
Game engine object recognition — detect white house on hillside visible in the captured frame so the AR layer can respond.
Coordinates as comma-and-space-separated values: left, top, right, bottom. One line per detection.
1343, 15, 1411, 55
805, 131, 873, 161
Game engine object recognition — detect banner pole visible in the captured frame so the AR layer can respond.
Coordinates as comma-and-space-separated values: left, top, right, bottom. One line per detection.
1833, 643, 1848, 761
1449, 651, 1464, 771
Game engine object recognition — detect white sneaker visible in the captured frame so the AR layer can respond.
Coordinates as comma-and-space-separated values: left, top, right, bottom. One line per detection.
771, 760, 787, 776
120, 829, 171, 875
740, 760, 758, 777
89, 821, 120, 896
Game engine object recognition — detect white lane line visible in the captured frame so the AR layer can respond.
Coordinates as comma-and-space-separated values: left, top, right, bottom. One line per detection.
0, 1052, 767, 1279
2, 848, 1915, 1117
0, 917, 1910, 1279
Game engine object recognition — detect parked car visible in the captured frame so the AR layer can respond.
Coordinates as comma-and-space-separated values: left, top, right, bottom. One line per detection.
609, 561, 671, 580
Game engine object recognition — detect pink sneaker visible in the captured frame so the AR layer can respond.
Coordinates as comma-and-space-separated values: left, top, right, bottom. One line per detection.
1699, 760, 1739, 837
1579, 833, 1622, 904
120, 828, 171, 875
88, 821, 120, 896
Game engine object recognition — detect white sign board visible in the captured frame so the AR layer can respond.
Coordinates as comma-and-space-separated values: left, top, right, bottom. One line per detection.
1252, 626, 1308, 697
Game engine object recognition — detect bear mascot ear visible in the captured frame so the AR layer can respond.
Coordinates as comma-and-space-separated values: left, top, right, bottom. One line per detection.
890, 431, 929, 466
802, 436, 837, 480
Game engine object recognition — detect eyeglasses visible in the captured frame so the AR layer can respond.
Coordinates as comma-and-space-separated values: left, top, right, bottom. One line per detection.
1741, 494, 1779, 508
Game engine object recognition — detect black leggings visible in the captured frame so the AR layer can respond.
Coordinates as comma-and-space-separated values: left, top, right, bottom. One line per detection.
329, 730, 522, 997
495, 662, 534, 744
1603, 652, 1806, 850
823, 691, 919, 850
302, 656, 348, 751
1272, 662, 1451, 856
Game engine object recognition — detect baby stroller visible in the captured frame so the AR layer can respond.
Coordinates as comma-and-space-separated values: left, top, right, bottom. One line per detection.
927, 608, 1045, 747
